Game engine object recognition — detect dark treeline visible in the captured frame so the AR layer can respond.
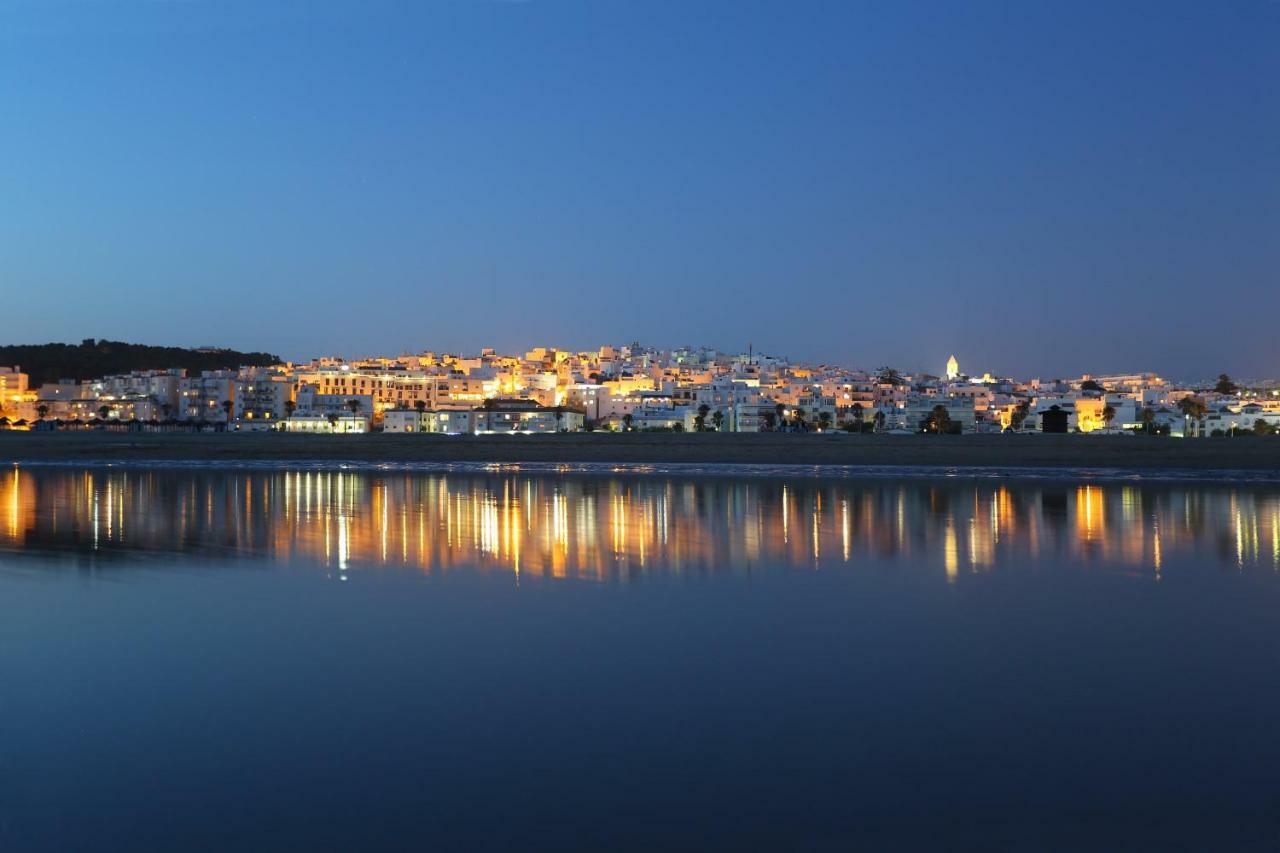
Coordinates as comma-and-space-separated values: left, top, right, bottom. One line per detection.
0, 339, 281, 385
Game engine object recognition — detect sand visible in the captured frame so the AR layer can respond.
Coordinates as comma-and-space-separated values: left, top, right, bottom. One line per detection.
2, 431, 1279, 472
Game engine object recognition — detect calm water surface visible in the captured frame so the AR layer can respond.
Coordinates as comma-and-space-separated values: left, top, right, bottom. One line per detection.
3, 466, 1280, 850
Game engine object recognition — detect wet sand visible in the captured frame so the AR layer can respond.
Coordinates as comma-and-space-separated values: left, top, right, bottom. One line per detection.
2, 431, 1278, 472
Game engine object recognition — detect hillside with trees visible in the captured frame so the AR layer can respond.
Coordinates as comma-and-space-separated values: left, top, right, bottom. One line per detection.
0, 339, 281, 385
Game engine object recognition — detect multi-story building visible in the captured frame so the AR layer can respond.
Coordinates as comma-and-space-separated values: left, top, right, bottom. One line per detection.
0, 366, 29, 408
294, 386, 374, 417
89, 370, 183, 414
179, 371, 236, 422
235, 373, 293, 424
674, 379, 773, 432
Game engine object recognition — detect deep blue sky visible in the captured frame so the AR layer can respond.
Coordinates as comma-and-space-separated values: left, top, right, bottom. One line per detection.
1, 0, 1276, 378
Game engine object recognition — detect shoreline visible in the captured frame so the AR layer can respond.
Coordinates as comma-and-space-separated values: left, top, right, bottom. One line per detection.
8, 458, 1280, 486
3, 431, 1279, 474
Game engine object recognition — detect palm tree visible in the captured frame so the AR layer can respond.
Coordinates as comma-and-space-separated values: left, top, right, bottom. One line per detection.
1177, 396, 1207, 420
817, 411, 832, 432
36, 404, 49, 421
622, 412, 634, 432
876, 367, 903, 386
1141, 406, 1156, 435
414, 399, 427, 414
793, 407, 807, 431
221, 399, 234, 421
774, 402, 786, 430
346, 399, 362, 415
1010, 400, 1031, 431
97, 404, 111, 420
762, 411, 777, 431
284, 399, 296, 418
850, 403, 865, 433
326, 412, 340, 432
711, 410, 724, 431
874, 410, 886, 433
694, 403, 710, 432
1102, 404, 1116, 429
160, 402, 173, 421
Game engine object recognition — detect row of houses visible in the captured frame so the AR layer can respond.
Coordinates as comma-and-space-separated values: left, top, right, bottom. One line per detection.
2, 352, 1277, 436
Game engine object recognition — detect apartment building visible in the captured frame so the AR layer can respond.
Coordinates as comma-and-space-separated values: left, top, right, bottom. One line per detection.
235, 375, 293, 423
179, 371, 236, 422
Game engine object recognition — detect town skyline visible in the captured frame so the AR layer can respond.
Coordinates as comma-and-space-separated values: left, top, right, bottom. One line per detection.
0, 336, 1269, 389
4, 338, 1277, 439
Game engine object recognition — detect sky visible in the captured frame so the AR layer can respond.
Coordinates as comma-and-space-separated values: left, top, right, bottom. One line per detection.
1, 0, 1276, 379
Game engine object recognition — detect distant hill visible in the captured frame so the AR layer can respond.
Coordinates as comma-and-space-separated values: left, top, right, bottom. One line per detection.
0, 339, 282, 385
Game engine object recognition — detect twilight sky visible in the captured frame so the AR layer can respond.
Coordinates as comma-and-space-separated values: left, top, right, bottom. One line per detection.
1, 0, 1276, 379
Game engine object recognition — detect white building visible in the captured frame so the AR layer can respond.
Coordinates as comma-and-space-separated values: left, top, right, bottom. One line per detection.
382, 408, 475, 434
473, 400, 584, 433
674, 380, 774, 432
283, 386, 374, 432
235, 374, 293, 424
901, 397, 976, 433
282, 413, 369, 433
179, 371, 236, 422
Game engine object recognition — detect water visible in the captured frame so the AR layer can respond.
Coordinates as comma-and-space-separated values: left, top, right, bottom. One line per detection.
3, 465, 1280, 850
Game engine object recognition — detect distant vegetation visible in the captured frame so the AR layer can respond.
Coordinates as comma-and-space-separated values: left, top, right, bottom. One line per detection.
0, 339, 281, 385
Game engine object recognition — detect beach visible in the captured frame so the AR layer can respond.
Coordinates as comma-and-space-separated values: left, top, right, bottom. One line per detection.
2, 431, 1278, 471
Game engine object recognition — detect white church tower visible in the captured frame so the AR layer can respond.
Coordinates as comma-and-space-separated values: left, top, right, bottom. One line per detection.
945, 355, 959, 381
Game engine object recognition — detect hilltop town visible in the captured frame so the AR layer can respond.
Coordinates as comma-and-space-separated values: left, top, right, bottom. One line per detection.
1, 343, 1277, 438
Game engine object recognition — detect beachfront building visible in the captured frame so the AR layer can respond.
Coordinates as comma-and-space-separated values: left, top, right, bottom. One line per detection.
282, 412, 369, 433
0, 366, 37, 423
179, 371, 237, 423
67, 393, 163, 423
625, 405, 689, 431
280, 386, 374, 433
900, 398, 977, 433
88, 370, 183, 413
382, 408, 475, 434
235, 373, 293, 425
1030, 395, 1120, 433
673, 379, 774, 432
473, 399, 584, 434
294, 387, 373, 417
1189, 405, 1280, 437
0, 366, 29, 407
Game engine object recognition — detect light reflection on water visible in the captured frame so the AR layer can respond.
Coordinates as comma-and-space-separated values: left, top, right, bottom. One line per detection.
3, 465, 1279, 579
7, 465, 1280, 849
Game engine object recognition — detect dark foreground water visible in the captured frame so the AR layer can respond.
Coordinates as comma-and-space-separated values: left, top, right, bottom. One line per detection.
2, 466, 1280, 850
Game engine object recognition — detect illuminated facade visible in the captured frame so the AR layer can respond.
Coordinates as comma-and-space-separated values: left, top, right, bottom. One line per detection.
15, 341, 1212, 438
382, 408, 475, 434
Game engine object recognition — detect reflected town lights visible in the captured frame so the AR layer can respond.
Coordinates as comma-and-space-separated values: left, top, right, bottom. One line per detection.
1, 469, 1279, 583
